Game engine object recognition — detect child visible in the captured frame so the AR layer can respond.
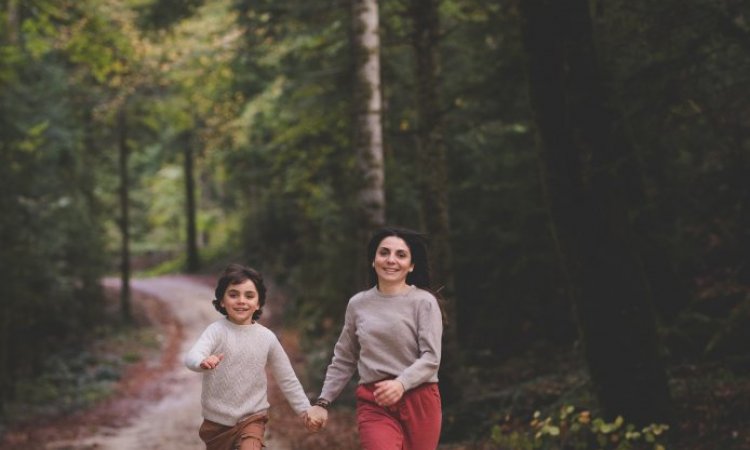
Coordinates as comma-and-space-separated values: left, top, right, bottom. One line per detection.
185, 264, 314, 450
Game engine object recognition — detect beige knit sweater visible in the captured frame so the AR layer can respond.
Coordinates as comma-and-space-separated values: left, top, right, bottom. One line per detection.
319, 285, 443, 403
185, 319, 310, 426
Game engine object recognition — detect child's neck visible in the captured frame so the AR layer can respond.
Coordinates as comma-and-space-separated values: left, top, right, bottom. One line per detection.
227, 317, 255, 326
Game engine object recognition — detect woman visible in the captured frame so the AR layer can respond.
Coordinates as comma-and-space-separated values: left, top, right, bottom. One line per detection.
308, 227, 444, 449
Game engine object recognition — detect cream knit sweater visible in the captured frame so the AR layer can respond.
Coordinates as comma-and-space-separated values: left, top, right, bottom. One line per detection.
185, 318, 310, 426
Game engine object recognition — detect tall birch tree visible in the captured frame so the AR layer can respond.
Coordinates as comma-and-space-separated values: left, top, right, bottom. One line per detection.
352, 0, 385, 283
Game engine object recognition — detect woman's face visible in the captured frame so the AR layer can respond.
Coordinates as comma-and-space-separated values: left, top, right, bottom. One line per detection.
220, 279, 260, 325
373, 236, 414, 286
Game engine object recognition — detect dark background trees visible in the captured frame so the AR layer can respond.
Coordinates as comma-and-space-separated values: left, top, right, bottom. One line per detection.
1, 0, 748, 447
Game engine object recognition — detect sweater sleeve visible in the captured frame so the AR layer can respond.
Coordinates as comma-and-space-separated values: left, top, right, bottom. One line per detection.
267, 337, 311, 416
184, 323, 219, 372
319, 300, 359, 402
395, 295, 443, 391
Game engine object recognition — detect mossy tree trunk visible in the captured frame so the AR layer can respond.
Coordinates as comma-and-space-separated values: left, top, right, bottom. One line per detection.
520, 0, 672, 425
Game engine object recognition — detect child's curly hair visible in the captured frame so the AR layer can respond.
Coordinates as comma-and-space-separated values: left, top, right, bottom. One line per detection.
212, 263, 267, 321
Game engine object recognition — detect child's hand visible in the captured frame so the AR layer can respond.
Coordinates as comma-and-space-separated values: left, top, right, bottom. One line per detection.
200, 353, 224, 370
305, 406, 328, 432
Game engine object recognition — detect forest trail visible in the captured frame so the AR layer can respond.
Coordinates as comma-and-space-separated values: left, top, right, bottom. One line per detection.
38, 275, 297, 449
2, 275, 360, 450
43, 276, 219, 450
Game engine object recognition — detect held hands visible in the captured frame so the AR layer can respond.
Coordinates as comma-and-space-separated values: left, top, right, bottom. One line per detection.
199, 353, 224, 370
373, 380, 405, 407
304, 406, 328, 432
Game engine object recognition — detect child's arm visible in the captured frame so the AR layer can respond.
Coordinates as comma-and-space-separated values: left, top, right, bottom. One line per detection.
185, 323, 221, 372
267, 338, 312, 417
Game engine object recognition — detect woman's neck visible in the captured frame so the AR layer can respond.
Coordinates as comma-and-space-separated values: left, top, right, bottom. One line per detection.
377, 281, 410, 295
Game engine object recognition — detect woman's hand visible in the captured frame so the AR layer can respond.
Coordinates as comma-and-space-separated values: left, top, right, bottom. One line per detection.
305, 406, 328, 432
373, 380, 405, 407
199, 353, 224, 370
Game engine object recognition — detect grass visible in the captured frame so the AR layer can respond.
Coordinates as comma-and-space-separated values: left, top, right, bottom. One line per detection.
2, 324, 163, 425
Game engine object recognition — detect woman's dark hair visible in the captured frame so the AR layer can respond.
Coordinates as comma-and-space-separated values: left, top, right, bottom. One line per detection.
367, 226, 431, 289
213, 264, 267, 321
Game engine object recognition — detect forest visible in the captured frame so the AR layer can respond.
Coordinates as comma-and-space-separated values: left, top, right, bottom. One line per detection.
1, 0, 748, 448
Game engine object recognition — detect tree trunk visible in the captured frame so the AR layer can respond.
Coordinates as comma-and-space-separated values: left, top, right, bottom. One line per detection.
6, 0, 19, 44
183, 131, 200, 273
410, 0, 462, 406
118, 105, 132, 322
0, 305, 8, 414
520, 0, 672, 425
2, 1, 20, 408
352, 0, 385, 286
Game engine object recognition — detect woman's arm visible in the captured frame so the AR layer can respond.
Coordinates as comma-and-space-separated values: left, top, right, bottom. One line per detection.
318, 301, 360, 403
394, 295, 443, 391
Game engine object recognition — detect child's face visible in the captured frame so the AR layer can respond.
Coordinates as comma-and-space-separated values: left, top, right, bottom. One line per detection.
220, 279, 260, 325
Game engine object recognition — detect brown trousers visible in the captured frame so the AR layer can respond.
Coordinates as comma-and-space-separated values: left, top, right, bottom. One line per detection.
198, 412, 268, 450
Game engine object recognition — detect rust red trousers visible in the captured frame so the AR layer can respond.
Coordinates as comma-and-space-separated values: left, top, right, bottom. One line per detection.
198, 411, 268, 450
356, 382, 442, 450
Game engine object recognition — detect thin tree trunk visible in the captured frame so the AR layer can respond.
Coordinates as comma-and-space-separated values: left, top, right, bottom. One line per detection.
352, 0, 385, 286
118, 105, 132, 322
0, 306, 8, 414
183, 131, 200, 273
2, 1, 20, 406
520, 0, 671, 425
410, 0, 462, 406
6, 0, 19, 44
411, 0, 451, 288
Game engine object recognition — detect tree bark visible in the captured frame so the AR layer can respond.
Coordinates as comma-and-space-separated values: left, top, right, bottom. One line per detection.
520, 0, 672, 425
6, 0, 19, 45
183, 131, 200, 273
410, 0, 462, 406
118, 105, 132, 322
352, 0, 385, 286
352, 0, 385, 229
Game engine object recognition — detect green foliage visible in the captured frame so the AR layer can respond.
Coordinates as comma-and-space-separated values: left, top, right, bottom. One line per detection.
227, 0, 361, 325
0, 0, 128, 415
136, 0, 206, 30
0, 0, 748, 443
491, 406, 669, 450
7, 351, 120, 420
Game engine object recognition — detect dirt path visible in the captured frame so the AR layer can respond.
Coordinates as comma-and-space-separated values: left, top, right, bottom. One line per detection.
0, 275, 420, 449
67, 275, 312, 450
